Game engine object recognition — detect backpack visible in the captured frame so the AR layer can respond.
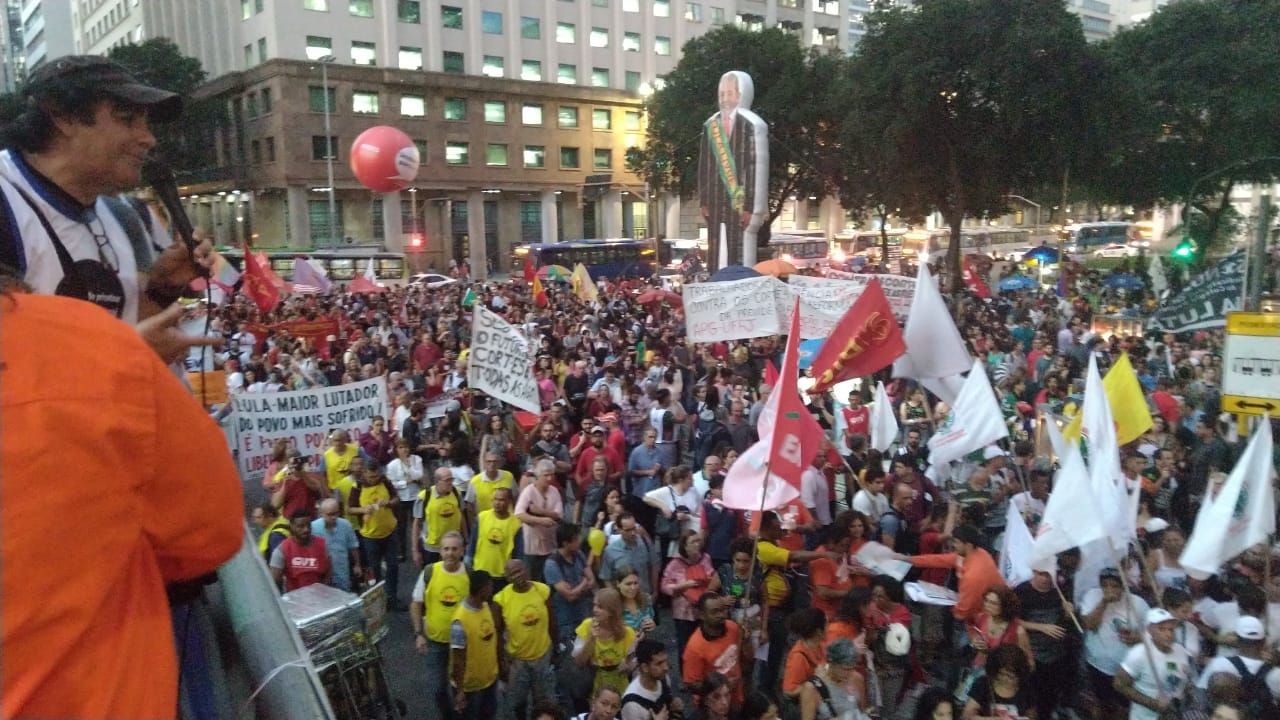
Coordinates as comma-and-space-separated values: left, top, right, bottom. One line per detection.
693, 417, 731, 469
880, 508, 920, 556
1227, 656, 1280, 720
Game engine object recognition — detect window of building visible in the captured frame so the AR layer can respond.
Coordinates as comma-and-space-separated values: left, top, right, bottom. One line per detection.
521, 60, 542, 81
399, 46, 423, 69
593, 0, 609, 6
685, 2, 702, 21
655, 36, 671, 55
303, 0, 328, 10
401, 94, 426, 117
623, 0, 639, 10
352, 91, 379, 113
441, 5, 463, 29
710, 6, 725, 24
520, 201, 542, 243
349, 0, 373, 17
482, 55, 504, 78
623, 31, 640, 52
560, 147, 580, 169
591, 68, 609, 87
486, 144, 508, 166
522, 103, 544, 125
558, 105, 579, 128
242, 0, 251, 20
251, 139, 261, 163
261, 88, 273, 113
246, 92, 258, 117
593, 108, 611, 130
446, 142, 469, 165
305, 35, 332, 60
444, 97, 467, 120
625, 71, 641, 92
244, 43, 254, 67
412, 139, 428, 162
811, 26, 838, 47
312, 135, 338, 161
737, 13, 764, 30
258, 37, 268, 61
593, 148, 611, 169
398, 0, 420, 22
654, 0, 670, 16
556, 22, 575, 43
779, 0, 800, 7
308, 200, 344, 242
813, 0, 839, 14
484, 101, 506, 123
265, 137, 276, 162
521, 16, 540, 39
524, 146, 546, 168
482, 10, 502, 34
308, 86, 336, 112
590, 27, 609, 47
443, 51, 465, 73
557, 64, 577, 84
623, 110, 641, 131
779, 20, 802, 37
351, 40, 376, 65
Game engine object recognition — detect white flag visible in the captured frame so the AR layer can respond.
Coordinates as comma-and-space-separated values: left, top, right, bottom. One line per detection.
1044, 414, 1068, 461
1081, 355, 1131, 541
467, 306, 542, 414
721, 438, 802, 512
363, 257, 377, 282
920, 374, 967, 407
1001, 498, 1036, 586
1031, 445, 1108, 567
893, 261, 971, 402
927, 360, 1008, 466
870, 381, 899, 453
1149, 255, 1168, 297
1180, 417, 1276, 577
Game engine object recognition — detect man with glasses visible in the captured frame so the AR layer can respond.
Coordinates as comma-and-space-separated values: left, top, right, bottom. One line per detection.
0, 56, 217, 363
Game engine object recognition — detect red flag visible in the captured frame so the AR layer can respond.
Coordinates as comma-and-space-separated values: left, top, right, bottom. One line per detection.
241, 242, 280, 313
764, 359, 779, 388
532, 275, 548, 307
808, 277, 907, 394
524, 255, 536, 284
962, 257, 991, 299
760, 300, 824, 493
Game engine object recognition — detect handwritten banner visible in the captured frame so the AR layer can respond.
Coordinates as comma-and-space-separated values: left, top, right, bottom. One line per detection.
467, 306, 542, 414
784, 274, 916, 337
231, 377, 389, 484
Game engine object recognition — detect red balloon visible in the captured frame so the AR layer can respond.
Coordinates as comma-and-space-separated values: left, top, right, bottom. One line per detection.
349, 126, 420, 193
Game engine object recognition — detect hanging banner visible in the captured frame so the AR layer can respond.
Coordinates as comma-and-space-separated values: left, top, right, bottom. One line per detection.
468, 305, 542, 414
683, 276, 782, 342
231, 376, 389, 484
1147, 251, 1244, 332
784, 274, 916, 337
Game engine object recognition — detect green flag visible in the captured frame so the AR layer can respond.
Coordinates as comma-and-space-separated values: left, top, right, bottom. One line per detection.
462, 287, 477, 307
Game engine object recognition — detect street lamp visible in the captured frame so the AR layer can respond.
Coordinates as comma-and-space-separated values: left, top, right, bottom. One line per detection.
318, 54, 338, 248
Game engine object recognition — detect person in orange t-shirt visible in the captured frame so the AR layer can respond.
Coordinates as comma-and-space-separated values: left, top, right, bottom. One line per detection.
1, 294, 243, 720
903, 524, 1005, 622
809, 525, 856, 620
682, 592, 748, 704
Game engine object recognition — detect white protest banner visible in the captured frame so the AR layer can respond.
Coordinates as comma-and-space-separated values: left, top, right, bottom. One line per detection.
468, 305, 542, 414
683, 276, 782, 342
232, 377, 389, 484
425, 389, 463, 419
785, 273, 915, 334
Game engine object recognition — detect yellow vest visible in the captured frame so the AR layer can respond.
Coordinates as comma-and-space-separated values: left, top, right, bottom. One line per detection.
423, 562, 469, 643
422, 487, 463, 548
467, 471, 514, 516
357, 482, 397, 539
257, 518, 291, 558
473, 510, 522, 576
324, 445, 359, 490
334, 476, 360, 527
494, 582, 552, 661
451, 600, 499, 692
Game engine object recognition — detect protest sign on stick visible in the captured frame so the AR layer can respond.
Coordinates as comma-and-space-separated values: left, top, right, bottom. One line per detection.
468, 306, 542, 414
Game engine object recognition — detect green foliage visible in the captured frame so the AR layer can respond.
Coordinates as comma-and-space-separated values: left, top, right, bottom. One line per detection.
106, 38, 207, 95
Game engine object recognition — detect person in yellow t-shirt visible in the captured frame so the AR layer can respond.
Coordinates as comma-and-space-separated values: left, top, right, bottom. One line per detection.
450, 569, 502, 718
413, 467, 467, 566
465, 451, 515, 524
411, 531, 468, 719
348, 462, 401, 606
333, 456, 364, 529
472, 487, 522, 585
321, 430, 364, 490
573, 587, 637, 701
494, 559, 556, 720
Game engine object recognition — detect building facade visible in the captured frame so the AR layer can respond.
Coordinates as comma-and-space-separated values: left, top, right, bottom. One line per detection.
18, 0, 73, 70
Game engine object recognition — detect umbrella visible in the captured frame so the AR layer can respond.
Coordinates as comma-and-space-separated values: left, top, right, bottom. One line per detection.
798, 338, 825, 370
710, 265, 762, 282
536, 264, 571, 281
1024, 245, 1059, 263
636, 289, 683, 306
1104, 273, 1144, 290
754, 258, 798, 277
998, 275, 1039, 291
348, 276, 387, 294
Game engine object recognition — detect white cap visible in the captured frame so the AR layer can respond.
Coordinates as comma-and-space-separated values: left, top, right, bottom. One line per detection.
1236, 616, 1266, 641
983, 445, 1005, 460
1145, 608, 1176, 626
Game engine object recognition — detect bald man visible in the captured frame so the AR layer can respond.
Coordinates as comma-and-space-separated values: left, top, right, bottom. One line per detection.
310, 498, 362, 591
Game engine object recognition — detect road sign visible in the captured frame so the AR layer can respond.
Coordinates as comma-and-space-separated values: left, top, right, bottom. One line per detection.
1222, 311, 1280, 416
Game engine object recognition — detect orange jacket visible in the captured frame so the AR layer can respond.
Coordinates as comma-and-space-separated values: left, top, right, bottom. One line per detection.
910, 548, 1005, 621
2, 294, 243, 720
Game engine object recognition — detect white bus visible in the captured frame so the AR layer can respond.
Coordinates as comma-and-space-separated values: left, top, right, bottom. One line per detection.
767, 232, 830, 269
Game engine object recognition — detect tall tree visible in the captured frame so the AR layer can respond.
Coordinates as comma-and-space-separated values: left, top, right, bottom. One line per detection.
846, 0, 1096, 291
1088, 0, 1280, 264
626, 26, 843, 252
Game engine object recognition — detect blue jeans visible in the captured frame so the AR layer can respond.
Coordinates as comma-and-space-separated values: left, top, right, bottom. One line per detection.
506, 649, 556, 719
461, 683, 497, 720
425, 639, 456, 720
360, 534, 399, 602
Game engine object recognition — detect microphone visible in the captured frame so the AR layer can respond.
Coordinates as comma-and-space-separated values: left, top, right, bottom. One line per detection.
141, 155, 199, 255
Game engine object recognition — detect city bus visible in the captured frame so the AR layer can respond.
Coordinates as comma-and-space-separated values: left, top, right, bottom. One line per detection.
1058, 222, 1134, 253
220, 247, 407, 284
917, 227, 1032, 259
510, 239, 655, 279
833, 229, 909, 261
659, 238, 708, 270
767, 232, 831, 269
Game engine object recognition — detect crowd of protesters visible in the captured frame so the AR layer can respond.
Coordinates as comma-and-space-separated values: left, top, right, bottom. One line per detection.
232, 255, 1273, 720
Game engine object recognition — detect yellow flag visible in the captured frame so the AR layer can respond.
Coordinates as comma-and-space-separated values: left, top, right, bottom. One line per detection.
571, 263, 598, 303
1063, 353, 1153, 445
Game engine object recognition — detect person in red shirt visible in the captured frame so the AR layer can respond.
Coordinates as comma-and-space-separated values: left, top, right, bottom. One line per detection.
841, 390, 870, 447
574, 426, 624, 493
270, 512, 333, 591
599, 412, 627, 459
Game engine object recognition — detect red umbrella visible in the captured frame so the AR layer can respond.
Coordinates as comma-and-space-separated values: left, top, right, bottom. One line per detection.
636, 289, 682, 306
348, 276, 387, 294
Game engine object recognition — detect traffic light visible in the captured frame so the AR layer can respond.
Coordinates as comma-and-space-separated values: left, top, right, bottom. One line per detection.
1172, 237, 1196, 260
407, 232, 425, 251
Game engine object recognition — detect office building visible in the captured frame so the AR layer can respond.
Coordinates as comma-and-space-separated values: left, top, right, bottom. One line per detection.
19, 0, 73, 70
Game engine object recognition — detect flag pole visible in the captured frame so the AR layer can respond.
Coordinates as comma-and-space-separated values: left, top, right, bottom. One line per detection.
1114, 542, 1168, 702
1052, 580, 1084, 634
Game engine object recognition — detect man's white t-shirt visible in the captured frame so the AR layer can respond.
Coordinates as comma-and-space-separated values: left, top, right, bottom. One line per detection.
1197, 653, 1280, 697
1120, 640, 1191, 720
852, 489, 890, 526
1082, 588, 1150, 675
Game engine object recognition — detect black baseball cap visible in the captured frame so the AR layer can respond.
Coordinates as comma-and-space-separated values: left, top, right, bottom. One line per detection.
24, 55, 183, 123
